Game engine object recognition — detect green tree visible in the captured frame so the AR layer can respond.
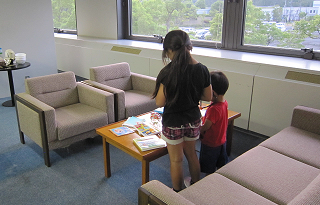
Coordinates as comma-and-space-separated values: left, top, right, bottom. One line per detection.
51, 0, 76, 30
209, 0, 223, 17
294, 15, 320, 39
195, 0, 206, 9
272, 6, 282, 22
208, 13, 223, 41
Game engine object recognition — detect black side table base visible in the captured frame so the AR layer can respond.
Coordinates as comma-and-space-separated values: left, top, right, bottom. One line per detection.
2, 100, 14, 107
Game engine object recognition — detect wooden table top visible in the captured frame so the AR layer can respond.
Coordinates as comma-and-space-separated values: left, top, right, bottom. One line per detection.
96, 120, 168, 162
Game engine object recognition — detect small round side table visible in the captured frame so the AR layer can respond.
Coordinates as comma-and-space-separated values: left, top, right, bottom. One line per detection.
0, 62, 30, 107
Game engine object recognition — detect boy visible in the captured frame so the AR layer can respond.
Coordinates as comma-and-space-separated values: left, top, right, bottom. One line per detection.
199, 71, 229, 175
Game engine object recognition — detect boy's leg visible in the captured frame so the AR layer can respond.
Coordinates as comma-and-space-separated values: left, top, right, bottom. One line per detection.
199, 143, 220, 174
167, 143, 184, 191
216, 142, 229, 169
183, 140, 200, 184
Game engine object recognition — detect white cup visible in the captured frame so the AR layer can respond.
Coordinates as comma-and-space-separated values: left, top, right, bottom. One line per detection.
15, 53, 26, 64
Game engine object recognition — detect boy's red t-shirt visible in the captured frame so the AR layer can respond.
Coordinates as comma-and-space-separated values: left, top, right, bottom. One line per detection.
201, 100, 228, 147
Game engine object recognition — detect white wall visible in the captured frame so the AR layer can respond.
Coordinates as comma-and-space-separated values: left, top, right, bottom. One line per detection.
0, 0, 57, 98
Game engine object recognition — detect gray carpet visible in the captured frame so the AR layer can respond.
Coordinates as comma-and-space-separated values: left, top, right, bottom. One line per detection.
0, 96, 267, 204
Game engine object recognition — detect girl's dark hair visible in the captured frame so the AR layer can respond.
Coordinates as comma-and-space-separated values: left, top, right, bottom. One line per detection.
210, 71, 229, 95
152, 30, 193, 106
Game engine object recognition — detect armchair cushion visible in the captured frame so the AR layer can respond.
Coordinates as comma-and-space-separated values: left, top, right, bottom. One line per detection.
25, 71, 79, 108
90, 62, 132, 91
56, 103, 108, 141
125, 90, 157, 118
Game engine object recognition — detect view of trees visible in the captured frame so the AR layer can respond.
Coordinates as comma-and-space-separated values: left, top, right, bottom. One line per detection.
51, 0, 320, 50
51, 0, 76, 30
132, 0, 320, 50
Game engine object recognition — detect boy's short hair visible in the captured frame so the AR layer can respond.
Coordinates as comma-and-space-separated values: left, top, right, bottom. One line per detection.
210, 71, 229, 95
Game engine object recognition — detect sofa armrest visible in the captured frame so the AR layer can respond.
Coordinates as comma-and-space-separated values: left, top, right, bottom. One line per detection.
77, 82, 115, 124
291, 105, 320, 135
139, 180, 195, 205
83, 80, 125, 122
131, 73, 156, 94
15, 93, 56, 144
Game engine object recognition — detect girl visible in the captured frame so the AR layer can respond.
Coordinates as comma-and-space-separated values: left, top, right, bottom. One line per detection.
153, 30, 212, 192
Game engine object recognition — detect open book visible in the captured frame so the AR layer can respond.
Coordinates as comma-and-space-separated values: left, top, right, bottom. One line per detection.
133, 135, 167, 151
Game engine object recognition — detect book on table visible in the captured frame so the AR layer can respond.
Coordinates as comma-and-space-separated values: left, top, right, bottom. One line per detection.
109, 126, 134, 136
133, 135, 167, 151
134, 122, 161, 136
122, 116, 145, 128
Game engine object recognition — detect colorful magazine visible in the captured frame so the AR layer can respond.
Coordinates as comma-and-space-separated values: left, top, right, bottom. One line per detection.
133, 135, 167, 151
109, 126, 134, 136
134, 122, 161, 136
122, 116, 145, 128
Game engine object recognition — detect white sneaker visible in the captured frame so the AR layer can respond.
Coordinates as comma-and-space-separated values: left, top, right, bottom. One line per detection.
184, 176, 192, 188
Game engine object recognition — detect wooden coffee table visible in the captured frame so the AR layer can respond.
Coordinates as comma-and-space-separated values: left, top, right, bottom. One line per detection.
96, 120, 168, 185
96, 110, 241, 184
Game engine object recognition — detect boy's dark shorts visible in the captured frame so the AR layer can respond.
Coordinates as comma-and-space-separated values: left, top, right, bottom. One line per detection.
200, 142, 229, 174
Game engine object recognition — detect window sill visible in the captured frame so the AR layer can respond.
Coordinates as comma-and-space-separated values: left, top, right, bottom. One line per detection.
54, 33, 320, 73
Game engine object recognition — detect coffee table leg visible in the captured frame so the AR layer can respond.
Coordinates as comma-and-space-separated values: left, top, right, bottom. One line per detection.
142, 160, 149, 184
226, 120, 234, 156
103, 139, 111, 178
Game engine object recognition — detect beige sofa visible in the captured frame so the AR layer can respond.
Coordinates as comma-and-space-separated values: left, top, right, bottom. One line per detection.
138, 105, 320, 205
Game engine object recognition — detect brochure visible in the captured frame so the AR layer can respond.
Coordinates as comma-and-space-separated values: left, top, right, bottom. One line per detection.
109, 126, 134, 136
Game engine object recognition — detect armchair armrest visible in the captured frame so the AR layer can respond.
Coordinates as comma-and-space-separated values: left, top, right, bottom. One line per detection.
291, 105, 320, 135
139, 180, 195, 205
15, 93, 56, 144
131, 73, 156, 94
77, 82, 115, 124
83, 80, 125, 121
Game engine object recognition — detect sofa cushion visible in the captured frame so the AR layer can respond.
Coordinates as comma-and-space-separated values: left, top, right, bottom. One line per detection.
56, 103, 108, 140
179, 173, 276, 205
216, 146, 320, 205
25, 71, 79, 108
260, 126, 320, 169
288, 174, 320, 205
124, 90, 157, 118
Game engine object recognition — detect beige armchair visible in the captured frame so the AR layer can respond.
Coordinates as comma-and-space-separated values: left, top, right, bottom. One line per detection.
15, 71, 115, 167
85, 62, 157, 121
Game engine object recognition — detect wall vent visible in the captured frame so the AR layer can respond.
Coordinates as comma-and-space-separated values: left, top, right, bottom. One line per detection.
111, 46, 141, 55
285, 71, 320, 85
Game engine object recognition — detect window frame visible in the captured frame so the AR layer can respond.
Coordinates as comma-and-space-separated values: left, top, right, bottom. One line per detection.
122, 0, 320, 60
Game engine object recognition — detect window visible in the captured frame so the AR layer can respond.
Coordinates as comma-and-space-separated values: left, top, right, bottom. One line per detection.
126, 0, 320, 60
129, 0, 224, 47
51, 0, 76, 34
